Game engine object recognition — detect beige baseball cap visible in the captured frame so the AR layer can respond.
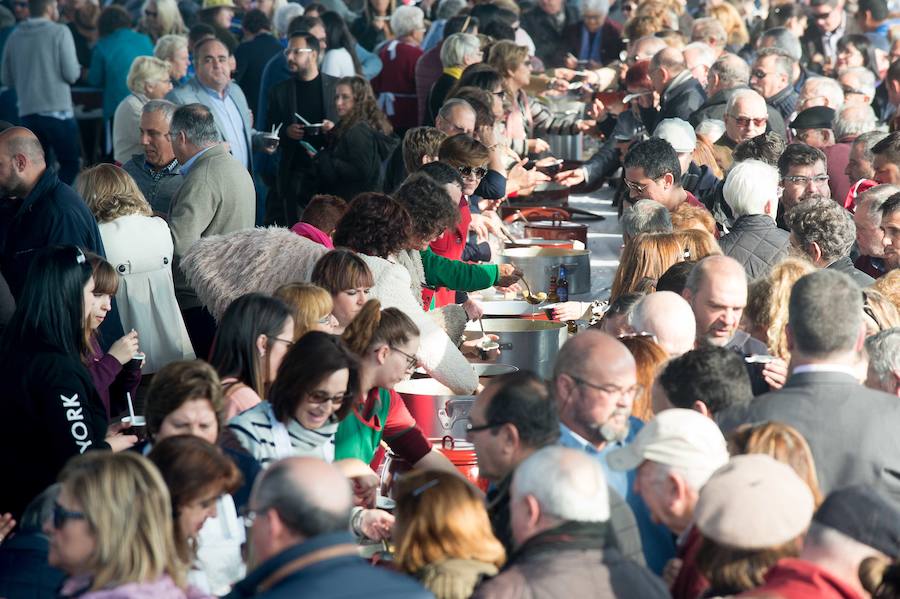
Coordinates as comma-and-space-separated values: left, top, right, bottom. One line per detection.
606, 408, 729, 472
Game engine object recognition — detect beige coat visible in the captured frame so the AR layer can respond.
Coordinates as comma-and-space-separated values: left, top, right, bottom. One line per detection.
170, 143, 255, 310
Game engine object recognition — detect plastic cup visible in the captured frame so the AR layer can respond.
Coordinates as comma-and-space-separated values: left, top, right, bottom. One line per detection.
121, 415, 146, 427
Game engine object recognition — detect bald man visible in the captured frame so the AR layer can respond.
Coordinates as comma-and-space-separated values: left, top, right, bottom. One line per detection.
552, 330, 677, 574
644, 46, 706, 133
0, 128, 107, 299
683, 256, 787, 393
629, 291, 697, 356
232, 457, 431, 598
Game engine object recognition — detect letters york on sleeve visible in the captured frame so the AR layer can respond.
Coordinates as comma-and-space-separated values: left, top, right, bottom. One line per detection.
60, 393, 93, 454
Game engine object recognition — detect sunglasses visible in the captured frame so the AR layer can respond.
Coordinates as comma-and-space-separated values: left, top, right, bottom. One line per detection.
52, 502, 86, 529
306, 390, 352, 405
727, 115, 767, 128
466, 419, 507, 433
457, 165, 488, 179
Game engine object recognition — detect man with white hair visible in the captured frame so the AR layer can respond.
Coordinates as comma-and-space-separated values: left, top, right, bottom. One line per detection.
846, 130, 886, 187
718, 159, 791, 278
471, 447, 669, 599
797, 76, 845, 112
682, 42, 715, 88
609, 409, 730, 599
622, 199, 673, 244
854, 184, 899, 278
750, 47, 798, 121
838, 66, 878, 108
824, 104, 880, 202
713, 88, 769, 170
866, 328, 900, 396
561, 0, 624, 69
630, 291, 697, 356
628, 34, 668, 65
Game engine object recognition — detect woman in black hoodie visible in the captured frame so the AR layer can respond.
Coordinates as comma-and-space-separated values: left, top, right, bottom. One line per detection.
313, 75, 399, 201
0, 246, 137, 519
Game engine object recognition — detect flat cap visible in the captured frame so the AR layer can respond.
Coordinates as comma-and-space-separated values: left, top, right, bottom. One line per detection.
790, 106, 836, 130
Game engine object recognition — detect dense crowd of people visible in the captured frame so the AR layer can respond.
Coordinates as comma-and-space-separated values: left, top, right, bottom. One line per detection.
1, 0, 900, 596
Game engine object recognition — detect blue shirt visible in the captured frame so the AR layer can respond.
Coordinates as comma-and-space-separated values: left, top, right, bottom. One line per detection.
559, 421, 676, 575
179, 145, 216, 177
200, 83, 249, 169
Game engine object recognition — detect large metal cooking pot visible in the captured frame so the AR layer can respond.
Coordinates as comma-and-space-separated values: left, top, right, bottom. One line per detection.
471, 363, 519, 386
380, 437, 489, 499
395, 378, 474, 439
504, 238, 575, 250
465, 318, 567, 380
525, 219, 588, 245
501, 247, 591, 295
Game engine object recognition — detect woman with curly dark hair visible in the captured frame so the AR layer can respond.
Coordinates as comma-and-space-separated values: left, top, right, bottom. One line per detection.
333, 194, 478, 394
313, 76, 399, 201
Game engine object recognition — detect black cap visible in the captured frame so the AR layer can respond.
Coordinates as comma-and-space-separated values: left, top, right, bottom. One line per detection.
813, 485, 900, 556
790, 106, 836, 131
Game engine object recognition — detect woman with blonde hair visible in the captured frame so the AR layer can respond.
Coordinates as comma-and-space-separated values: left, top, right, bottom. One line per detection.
273, 282, 338, 340
154, 34, 190, 86
50, 451, 204, 598
394, 470, 506, 599
678, 228, 722, 261
77, 164, 194, 374
139, 0, 186, 42
708, 2, 750, 50
743, 257, 816, 360
728, 421, 824, 507
113, 55, 173, 163
609, 232, 685, 303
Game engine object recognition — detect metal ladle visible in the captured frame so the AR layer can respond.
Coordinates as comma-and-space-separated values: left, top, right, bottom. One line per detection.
520, 276, 547, 305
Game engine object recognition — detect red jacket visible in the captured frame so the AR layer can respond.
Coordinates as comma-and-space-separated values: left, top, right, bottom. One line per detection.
372, 40, 423, 131
738, 558, 864, 599
422, 196, 472, 309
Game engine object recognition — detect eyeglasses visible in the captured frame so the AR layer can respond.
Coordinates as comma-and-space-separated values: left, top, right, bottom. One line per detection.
239, 506, 263, 529
52, 502, 86, 529
623, 177, 661, 194
466, 419, 508, 433
566, 374, 643, 401
782, 174, 830, 185
457, 165, 488, 179
811, 11, 831, 20
144, 9, 158, 16
271, 337, 294, 348
841, 85, 866, 96
306, 390, 353, 405
750, 69, 773, 80
727, 114, 767, 128
390, 346, 418, 370
283, 47, 314, 57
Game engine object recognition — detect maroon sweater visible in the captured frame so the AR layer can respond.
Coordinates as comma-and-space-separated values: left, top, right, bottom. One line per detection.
86, 338, 142, 418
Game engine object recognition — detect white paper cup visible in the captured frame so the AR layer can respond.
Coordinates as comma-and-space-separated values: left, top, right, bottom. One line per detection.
121, 416, 146, 427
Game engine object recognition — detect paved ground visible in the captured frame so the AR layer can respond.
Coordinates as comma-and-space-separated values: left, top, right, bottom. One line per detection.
568, 187, 622, 303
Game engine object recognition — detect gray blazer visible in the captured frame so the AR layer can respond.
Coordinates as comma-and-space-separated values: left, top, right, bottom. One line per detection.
167, 77, 256, 172
718, 371, 900, 500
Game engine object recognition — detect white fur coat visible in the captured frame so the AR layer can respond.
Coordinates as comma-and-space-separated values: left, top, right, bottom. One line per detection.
180, 228, 477, 394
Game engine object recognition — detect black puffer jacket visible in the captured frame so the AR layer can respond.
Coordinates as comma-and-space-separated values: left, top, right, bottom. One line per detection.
718, 214, 791, 279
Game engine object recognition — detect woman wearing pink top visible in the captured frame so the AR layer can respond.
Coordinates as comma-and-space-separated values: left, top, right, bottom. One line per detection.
209, 294, 295, 420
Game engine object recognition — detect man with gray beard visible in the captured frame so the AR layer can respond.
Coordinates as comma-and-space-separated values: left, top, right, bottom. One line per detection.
552, 330, 676, 575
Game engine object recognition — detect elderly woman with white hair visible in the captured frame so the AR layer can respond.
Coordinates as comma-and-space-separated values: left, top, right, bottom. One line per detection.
718, 159, 791, 279
561, 0, 624, 69
427, 33, 482, 123
112, 55, 173, 163
371, 5, 426, 134
154, 33, 190, 86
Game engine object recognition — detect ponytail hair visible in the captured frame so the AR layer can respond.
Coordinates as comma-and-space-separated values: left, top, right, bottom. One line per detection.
342, 299, 419, 357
